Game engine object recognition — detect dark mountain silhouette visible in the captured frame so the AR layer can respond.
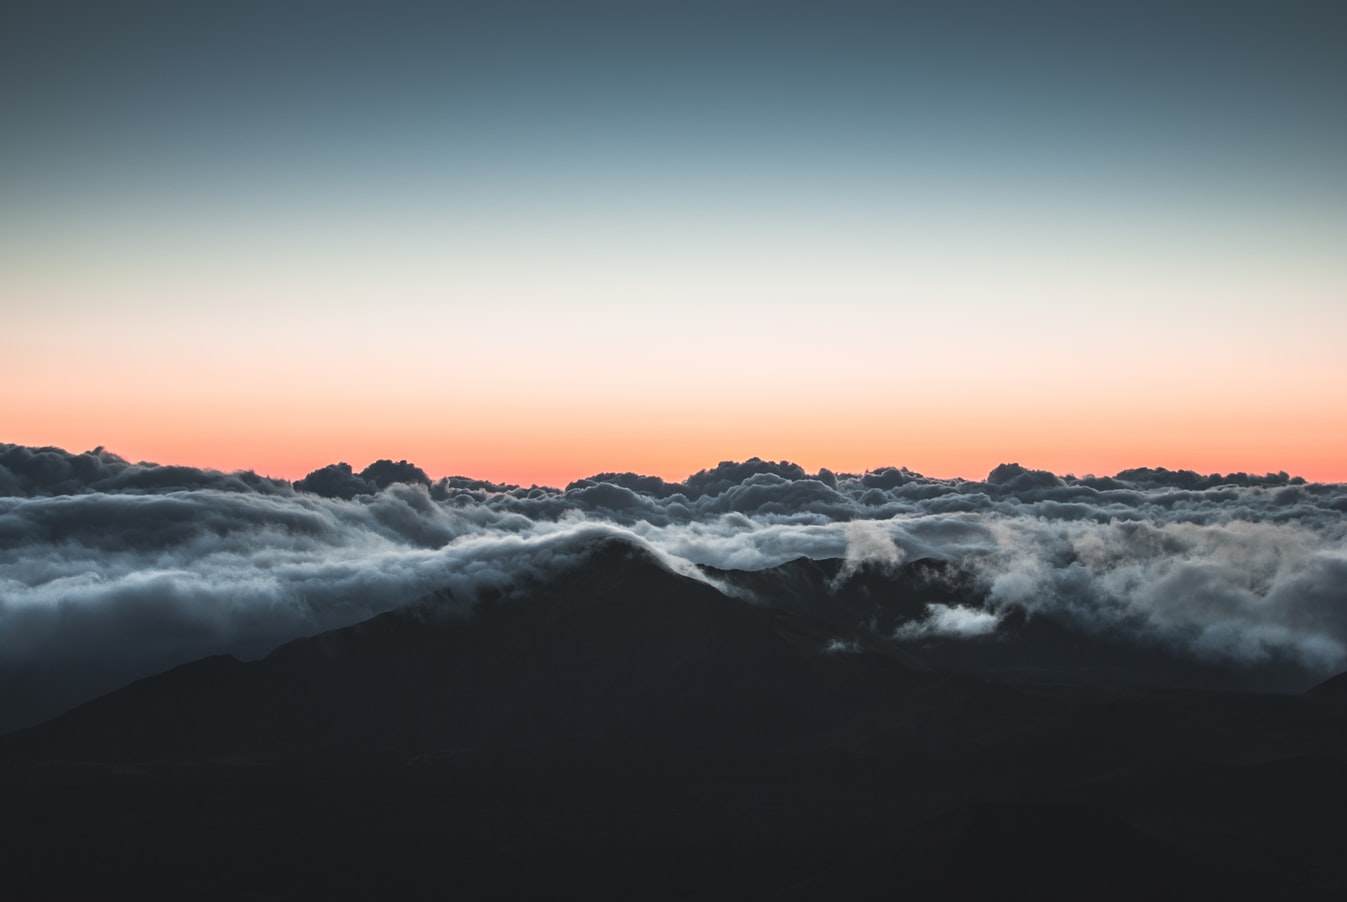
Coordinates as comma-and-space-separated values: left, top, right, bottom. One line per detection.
5, 540, 923, 764
2, 538, 1344, 899
1306, 668, 1347, 704
771, 802, 1334, 901
704, 555, 975, 632
710, 555, 1321, 693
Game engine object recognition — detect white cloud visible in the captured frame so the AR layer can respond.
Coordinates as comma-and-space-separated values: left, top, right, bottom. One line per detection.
894, 604, 1001, 640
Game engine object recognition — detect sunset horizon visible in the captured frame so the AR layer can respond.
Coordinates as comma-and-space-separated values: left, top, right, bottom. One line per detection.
3, 436, 1340, 489
4, 2, 1342, 490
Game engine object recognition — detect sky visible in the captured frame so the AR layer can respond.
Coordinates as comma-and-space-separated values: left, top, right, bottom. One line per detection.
3, 0, 1345, 485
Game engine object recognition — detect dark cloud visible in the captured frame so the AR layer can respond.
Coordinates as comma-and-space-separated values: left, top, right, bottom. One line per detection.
985, 462, 1064, 493
564, 481, 658, 515
0, 444, 289, 496
859, 466, 919, 490
566, 472, 679, 498
295, 458, 432, 498
293, 462, 374, 499
1111, 466, 1304, 491
2, 443, 1346, 733
683, 458, 810, 498
361, 459, 430, 490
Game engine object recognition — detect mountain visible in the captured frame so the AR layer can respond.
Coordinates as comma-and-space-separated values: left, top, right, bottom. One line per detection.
772, 802, 1294, 902
709, 554, 1322, 693
2, 538, 1344, 899
4, 539, 923, 763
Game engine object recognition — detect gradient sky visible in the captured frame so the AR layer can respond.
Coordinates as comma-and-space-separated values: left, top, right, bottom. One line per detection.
3, 0, 1345, 484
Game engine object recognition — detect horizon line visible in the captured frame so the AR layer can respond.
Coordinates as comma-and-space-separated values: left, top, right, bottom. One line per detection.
2, 441, 1334, 490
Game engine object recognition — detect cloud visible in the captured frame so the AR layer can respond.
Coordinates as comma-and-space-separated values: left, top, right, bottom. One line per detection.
0, 444, 289, 496
961, 515, 1347, 671
894, 604, 1002, 640
835, 519, 906, 584
2, 444, 1346, 732
294, 459, 431, 499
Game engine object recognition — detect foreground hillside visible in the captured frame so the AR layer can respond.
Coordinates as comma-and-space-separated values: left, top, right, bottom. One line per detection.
3, 539, 1344, 899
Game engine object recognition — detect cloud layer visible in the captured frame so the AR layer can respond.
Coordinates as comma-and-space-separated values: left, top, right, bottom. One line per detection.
3, 444, 1345, 731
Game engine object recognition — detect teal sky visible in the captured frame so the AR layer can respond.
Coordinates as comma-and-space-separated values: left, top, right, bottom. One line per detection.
7, 2, 1344, 214
3, 1, 1345, 481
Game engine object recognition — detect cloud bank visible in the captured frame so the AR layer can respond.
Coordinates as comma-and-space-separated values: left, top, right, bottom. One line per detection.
2, 444, 1345, 730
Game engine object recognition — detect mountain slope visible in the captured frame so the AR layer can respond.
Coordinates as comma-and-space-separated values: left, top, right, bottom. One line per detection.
2, 538, 1344, 900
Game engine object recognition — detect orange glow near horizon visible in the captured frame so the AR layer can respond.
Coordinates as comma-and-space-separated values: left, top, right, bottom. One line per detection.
4, 205, 1344, 487
6, 387, 1344, 486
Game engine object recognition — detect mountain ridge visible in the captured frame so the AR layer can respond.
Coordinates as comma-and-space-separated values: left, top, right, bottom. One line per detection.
3, 536, 1346, 898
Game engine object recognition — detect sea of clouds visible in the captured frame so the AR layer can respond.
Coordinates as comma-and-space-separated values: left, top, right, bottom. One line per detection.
2, 443, 1345, 731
